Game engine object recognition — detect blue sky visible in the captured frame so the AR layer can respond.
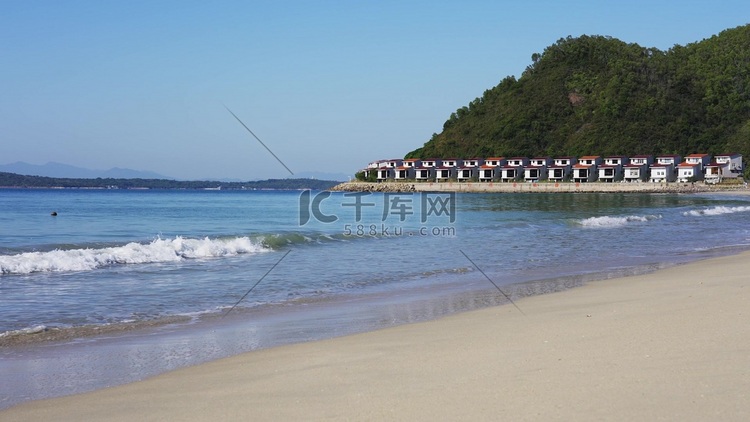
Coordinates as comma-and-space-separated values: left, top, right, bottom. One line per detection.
1, 1, 749, 180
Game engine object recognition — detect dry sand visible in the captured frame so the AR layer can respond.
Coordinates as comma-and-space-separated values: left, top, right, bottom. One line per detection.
4, 252, 750, 421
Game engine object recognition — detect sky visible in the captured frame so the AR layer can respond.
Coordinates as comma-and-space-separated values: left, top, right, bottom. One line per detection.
1, 1, 749, 181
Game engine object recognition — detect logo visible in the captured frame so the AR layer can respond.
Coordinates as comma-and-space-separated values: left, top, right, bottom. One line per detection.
299, 191, 457, 236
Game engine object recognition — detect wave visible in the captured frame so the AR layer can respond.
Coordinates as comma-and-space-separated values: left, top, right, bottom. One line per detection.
0, 324, 48, 338
578, 214, 662, 228
257, 232, 349, 249
682, 205, 750, 217
0, 236, 270, 275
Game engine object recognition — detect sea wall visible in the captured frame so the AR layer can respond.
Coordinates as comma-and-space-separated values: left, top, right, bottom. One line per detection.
330, 181, 747, 194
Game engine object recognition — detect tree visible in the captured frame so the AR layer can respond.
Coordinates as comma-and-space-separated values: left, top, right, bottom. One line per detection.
403, 25, 750, 164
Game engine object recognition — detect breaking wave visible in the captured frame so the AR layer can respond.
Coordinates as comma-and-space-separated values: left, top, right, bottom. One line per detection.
258, 232, 348, 249
0, 236, 270, 275
0, 324, 48, 338
682, 205, 750, 217
578, 214, 662, 228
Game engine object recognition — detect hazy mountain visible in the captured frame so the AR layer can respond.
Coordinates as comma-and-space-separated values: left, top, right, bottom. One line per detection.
0, 171, 340, 190
0, 162, 171, 180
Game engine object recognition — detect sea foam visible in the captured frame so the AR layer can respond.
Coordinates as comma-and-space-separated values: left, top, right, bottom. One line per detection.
0, 325, 47, 338
0, 236, 269, 275
682, 205, 750, 217
578, 214, 662, 228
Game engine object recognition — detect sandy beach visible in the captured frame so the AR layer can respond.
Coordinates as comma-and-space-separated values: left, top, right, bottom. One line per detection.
4, 251, 750, 421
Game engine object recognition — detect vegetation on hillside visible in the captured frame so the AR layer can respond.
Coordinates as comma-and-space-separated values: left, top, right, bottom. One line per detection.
406, 25, 750, 175
0, 172, 339, 190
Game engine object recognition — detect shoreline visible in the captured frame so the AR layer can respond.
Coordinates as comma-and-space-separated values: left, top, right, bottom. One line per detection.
4, 251, 750, 420
331, 180, 749, 194
0, 257, 683, 349
1, 259, 683, 409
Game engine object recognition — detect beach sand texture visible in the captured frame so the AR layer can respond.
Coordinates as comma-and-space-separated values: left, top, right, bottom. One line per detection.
3, 252, 749, 421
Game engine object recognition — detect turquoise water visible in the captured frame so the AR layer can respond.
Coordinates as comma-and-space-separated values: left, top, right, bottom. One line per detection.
1, 188, 750, 408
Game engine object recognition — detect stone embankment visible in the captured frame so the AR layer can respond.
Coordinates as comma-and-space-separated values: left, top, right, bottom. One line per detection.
330, 181, 748, 194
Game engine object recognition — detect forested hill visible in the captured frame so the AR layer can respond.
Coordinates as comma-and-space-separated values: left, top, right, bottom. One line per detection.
0, 172, 339, 190
406, 24, 750, 168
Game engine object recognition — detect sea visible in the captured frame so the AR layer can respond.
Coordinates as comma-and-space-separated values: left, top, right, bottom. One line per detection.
2, 188, 750, 409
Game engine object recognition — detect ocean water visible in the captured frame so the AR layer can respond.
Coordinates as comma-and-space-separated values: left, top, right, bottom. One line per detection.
2, 188, 750, 408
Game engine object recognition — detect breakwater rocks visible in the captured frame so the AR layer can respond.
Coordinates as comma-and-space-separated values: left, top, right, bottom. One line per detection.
330, 181, 748, 194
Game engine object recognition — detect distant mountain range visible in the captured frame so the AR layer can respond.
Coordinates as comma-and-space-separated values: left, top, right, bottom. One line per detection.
0, 162, 351, 182
0, 162, 170, 180
0, 171, 341, 190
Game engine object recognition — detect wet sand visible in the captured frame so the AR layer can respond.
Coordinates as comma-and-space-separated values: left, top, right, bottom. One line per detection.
3, 252, 750, 421
0, 316, 194, 347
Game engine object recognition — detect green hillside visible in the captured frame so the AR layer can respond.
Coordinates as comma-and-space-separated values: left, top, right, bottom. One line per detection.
406, 24, 750, 173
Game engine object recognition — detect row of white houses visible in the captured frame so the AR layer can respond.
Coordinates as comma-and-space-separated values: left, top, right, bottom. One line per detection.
362, 154, 744, 184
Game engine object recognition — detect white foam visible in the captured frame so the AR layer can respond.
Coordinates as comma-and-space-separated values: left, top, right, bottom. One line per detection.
0, 324, 47, 338
682, 205, 750, 217
0, 236, 269, 275
579, 214, 662, 228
